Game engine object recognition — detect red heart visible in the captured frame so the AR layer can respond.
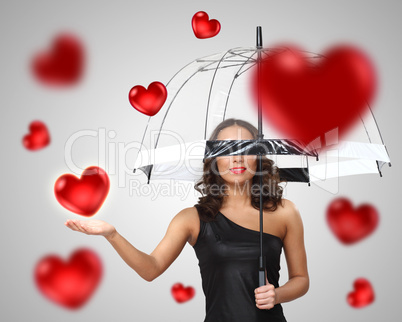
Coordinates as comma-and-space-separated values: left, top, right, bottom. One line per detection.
35, 248, 102, 309
54, 166, 110, 216
253, 45, 376, 148
326, 198, 379, 244
192, 11, 221, 39
347, 278, 375, 308
32, 33, 84, 86
22, 120, 50, 151
128, 81, 167, 116
171, 283, 195, 303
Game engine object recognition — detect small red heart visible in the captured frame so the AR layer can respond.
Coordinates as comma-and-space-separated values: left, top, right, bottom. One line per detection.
34, 248, 102, 309
22, 120, 50, 151
171, 283, 195, 303
32, 33, 84, 86
128, 81, 167, 116
192, 11, 221, 39
326, 198, 379, 244
347, 278, 375, 308
253, 45, 376, 147
54, 166, 110, 216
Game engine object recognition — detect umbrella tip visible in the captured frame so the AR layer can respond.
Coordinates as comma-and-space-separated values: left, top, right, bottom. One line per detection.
256, 26, 262, 48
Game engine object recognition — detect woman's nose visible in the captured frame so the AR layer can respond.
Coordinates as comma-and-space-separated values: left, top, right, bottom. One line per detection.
232, 155, 244, 163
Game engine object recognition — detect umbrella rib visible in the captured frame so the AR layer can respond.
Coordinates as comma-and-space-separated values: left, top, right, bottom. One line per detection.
137, 59, 198, 153
204, 49, 234, 139
364, 101, 387, 147
154, 59, 222, 149
201, 63, 256, 72
223, 50, 258, 120
360, 101, 392, 169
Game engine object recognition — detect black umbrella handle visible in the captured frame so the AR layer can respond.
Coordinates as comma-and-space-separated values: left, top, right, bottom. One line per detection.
259, 256, 267, 286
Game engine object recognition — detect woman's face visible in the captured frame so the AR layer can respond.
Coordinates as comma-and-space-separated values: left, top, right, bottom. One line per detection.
215, 125, 257, 186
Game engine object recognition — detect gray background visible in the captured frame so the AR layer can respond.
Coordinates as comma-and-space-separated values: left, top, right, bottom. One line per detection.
1, 0, 401, 321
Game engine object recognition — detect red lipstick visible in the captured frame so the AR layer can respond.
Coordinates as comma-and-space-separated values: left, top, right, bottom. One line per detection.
230, 167, 246, 174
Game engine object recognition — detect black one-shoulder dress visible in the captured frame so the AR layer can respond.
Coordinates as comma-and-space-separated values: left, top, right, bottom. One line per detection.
193, 212, 287, 322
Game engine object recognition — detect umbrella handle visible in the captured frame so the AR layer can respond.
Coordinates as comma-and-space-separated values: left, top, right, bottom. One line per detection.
258, 256, 267, 286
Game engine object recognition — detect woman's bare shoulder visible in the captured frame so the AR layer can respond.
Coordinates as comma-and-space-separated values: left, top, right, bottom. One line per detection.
172, 207, 199, 230
176, 206, 199, 219
174, 207, 200, 246
278, 199, 302, 220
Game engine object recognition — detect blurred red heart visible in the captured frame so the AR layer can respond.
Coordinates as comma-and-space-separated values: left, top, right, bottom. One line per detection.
347, 278, 375, 308
326, 198, 379, 244
171, 283, 195, 303
54, 166, 110, 216
35, 248, 102, 309
253, 45, 376, 148
22, 120, 50, 151
32, 33, 84, 86
129, 81, 167, 116
192, 11, 221, 39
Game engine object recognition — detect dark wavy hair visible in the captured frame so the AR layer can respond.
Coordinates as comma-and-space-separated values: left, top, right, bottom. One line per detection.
194, 118, 284, 222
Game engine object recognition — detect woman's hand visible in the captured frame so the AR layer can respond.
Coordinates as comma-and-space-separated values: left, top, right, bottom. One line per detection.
255, 280, 277, 310
65, 219, 116, 239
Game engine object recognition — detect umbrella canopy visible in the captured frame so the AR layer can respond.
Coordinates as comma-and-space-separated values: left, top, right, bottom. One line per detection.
133, 47, 390, 184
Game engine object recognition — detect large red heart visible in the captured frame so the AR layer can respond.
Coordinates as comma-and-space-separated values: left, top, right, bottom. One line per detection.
35, 248, 102, 309
54, 166, 110, 216
22, 120, 50, 151
326, 198, 379, 244
171, 283, 195, 303
192, 11, 221, 39
347, 278, 375, 308
128, 81, 167, 116
252, 45, 376, 148
32, 33, 84, 86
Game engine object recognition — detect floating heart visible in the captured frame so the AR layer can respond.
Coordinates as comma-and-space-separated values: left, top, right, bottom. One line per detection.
192, 11, 221, 39
54, 166, 110, 216
326, 198, 379, 244
252, 45, 376, 148
22, 120, 50, 151
347, 278, 375, 308
128, 81, 167, 116
35, 248, 102, 309
32, 33, 84, 86
171, 283, 195, 303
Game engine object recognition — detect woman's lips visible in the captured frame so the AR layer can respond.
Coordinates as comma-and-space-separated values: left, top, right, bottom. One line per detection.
229, 167, 247, 174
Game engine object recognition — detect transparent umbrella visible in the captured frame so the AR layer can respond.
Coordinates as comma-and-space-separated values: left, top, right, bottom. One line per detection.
133, 27, 391, 286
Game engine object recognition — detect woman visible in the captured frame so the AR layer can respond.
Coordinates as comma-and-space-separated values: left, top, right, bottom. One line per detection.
65, 118, 309, 321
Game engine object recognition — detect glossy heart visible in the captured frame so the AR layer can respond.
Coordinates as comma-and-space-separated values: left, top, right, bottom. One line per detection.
32, 33, 84, 86
22, 120, 50, 151
129, 81, 167, 116
253, 45, 376, 148
347, 278, 375, 308
171, 283, 195, 303
35, 248, 102, 309
54, 166, 110, 216
326, 198, 379, 244
192, 11, 221, 39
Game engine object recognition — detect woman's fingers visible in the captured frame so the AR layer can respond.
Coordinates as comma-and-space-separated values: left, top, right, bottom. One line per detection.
65, 219, 79, 231
65, 219, 105, 235
65, 219, 88, 234
255, 283, 276, 310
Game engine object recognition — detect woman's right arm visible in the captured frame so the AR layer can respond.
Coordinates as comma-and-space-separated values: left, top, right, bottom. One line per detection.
64, 207, 198, 282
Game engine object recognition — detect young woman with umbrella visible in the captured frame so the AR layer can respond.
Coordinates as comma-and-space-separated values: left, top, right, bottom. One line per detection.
65, 118, 309, 322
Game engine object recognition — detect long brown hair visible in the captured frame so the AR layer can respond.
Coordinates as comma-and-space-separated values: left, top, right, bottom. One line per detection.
194, 118, 284, 221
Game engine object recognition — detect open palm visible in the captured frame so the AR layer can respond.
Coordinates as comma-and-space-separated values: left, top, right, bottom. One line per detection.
65, 219, 116, 238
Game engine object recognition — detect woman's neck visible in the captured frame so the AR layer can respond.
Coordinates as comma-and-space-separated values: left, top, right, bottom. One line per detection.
222, 180, 253, 209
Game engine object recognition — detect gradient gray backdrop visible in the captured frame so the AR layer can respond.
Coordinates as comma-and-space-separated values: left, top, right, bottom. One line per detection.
1, 0, 401, 321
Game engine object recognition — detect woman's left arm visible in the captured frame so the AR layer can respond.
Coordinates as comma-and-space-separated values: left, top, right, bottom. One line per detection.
255, 201, 309, 309
275, 201, 309, 304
